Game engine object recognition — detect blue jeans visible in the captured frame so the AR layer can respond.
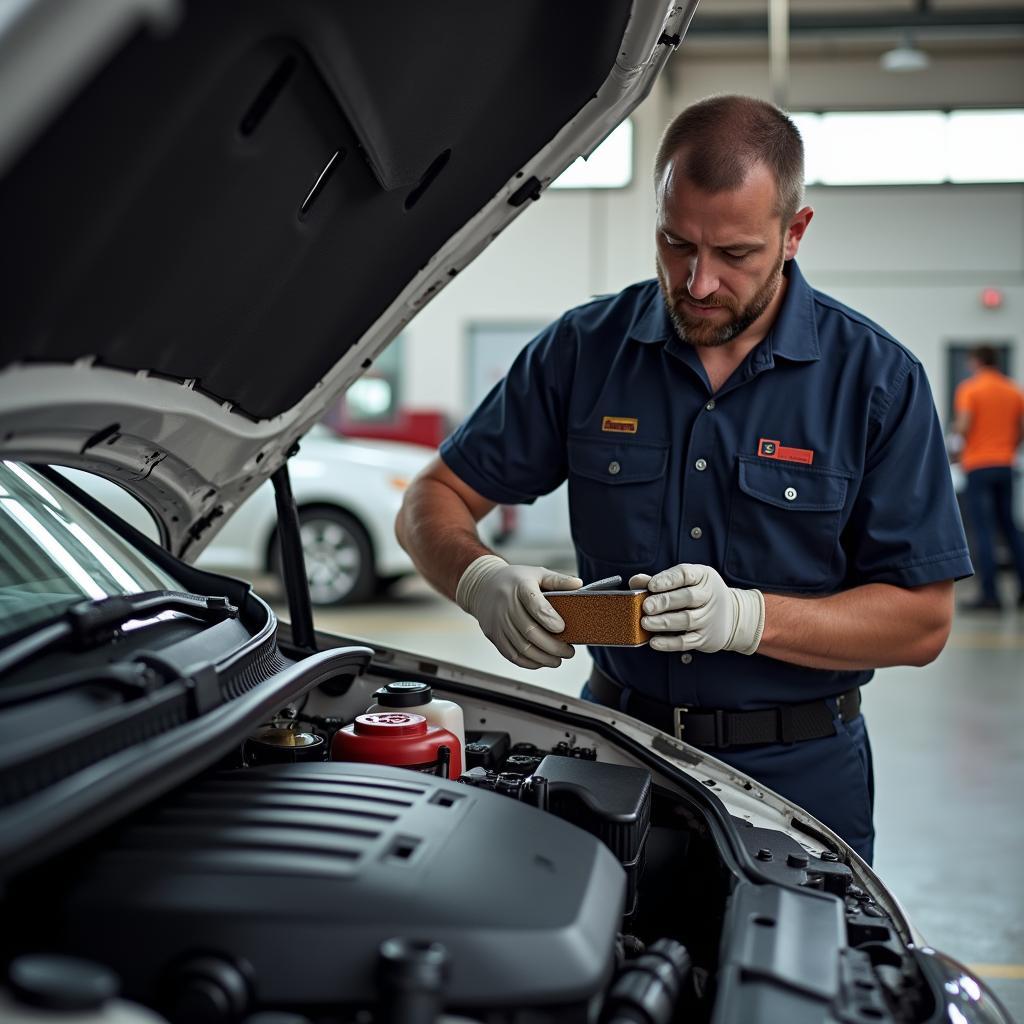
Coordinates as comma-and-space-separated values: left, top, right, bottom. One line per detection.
965, 466, 1024, 601
581, 683, 875, 864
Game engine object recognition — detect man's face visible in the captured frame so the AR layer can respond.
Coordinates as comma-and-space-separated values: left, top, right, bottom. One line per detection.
654, 157, 808, 348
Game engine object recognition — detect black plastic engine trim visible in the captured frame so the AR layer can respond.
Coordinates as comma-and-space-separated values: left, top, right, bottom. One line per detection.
43, 762, 626, 1010
0, 644, 373, 881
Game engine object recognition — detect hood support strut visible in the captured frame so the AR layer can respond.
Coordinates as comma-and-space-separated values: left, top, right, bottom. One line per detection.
271, 462, 317, 653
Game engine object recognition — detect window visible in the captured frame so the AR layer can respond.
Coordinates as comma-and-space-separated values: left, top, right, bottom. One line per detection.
551, 120, 634, 190
0, 463, 178, 641
792, 109, 1024, 186
344, 336, 403, 424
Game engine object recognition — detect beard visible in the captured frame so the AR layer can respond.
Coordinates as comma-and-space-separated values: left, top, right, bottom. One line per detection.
658, 245, 785, 348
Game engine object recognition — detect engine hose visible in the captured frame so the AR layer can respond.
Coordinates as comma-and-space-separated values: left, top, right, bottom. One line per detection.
600, 938, 692, 1024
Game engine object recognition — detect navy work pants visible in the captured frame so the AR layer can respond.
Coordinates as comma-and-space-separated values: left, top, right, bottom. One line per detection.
965, 466, 1024, 602
582, 684, 876, 864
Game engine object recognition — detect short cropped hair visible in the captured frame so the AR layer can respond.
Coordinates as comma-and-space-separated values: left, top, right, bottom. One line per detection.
972, 344, 998, 367
655, 95, 805, 222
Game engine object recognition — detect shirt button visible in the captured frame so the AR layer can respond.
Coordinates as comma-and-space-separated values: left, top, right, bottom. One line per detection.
680, 653, 693, 664
784, 486, 798, 501
690, 526, 703, 539
608, 461, 621, 475
695, 458, 707, 472
705, 400, 716, 411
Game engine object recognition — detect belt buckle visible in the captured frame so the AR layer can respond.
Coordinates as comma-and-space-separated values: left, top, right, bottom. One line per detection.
673, 705, 689, 741
836, 690, 854, 721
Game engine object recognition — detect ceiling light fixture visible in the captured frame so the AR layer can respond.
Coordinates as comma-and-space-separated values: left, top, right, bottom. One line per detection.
880, 32, 930, 72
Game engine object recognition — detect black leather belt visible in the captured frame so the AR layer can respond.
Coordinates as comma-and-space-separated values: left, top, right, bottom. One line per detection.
588, 666, 861, 749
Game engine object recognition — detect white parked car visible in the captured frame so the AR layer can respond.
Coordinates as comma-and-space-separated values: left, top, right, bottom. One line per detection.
201, 427, 435, 604
64, 426, 434, 606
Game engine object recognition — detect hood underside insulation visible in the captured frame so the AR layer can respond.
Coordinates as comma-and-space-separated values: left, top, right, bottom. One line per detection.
0, 0, 631, 420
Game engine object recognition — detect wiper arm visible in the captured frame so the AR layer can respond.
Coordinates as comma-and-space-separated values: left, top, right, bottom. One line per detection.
0, 591, 238, 677
0, 662, 160, 710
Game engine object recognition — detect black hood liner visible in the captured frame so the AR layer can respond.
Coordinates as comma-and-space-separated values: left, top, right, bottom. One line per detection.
0, 0, 631, 420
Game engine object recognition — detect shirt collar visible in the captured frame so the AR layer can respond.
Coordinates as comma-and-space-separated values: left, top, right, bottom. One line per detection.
629, 286, 674, 344
628, 259, 821, 363
767, 259, 820, 363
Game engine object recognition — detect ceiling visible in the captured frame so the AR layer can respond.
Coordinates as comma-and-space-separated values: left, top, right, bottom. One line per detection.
684, 0, 1024, 56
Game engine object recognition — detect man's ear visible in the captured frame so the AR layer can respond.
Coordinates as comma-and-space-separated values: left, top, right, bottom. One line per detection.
784, 206, 814, 259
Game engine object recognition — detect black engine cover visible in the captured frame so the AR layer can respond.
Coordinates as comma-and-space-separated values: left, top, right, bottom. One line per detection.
49, 762, 626, 1012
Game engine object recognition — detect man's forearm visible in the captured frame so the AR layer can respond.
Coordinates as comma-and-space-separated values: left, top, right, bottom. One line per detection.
395, 478, 494, 601
758, 581, 953, 671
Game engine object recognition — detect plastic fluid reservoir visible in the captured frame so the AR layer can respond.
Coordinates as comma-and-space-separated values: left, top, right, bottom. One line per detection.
333, 713, 463, 779
367, 682, 465, 767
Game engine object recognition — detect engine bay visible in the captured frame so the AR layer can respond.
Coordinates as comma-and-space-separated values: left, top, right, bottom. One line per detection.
2, 638, 939, 1024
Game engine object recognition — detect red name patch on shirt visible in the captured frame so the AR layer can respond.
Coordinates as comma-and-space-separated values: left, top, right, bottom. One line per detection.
758, 438, 814, 464
602, 416, 638, 434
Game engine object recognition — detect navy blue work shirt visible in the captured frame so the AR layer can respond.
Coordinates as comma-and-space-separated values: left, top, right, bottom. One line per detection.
440, 260, 972, 710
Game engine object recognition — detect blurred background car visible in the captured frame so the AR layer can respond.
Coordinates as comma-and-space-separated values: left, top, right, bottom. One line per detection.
62, 425, 436, 606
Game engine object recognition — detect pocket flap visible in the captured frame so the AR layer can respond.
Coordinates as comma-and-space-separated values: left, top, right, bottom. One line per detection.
568, 437, 668, 484
737, 456, 849, 512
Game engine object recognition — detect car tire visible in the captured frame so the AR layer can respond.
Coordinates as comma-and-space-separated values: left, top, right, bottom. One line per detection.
271, 507, 375, 606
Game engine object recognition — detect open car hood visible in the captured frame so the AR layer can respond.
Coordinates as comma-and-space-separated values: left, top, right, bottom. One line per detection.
0, 0, 696, 556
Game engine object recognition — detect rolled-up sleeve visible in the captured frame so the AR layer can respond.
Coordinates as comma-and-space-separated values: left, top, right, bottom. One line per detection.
842, 360, 973, 586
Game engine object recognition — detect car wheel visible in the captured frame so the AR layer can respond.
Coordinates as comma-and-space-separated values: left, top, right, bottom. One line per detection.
272, 507, 375, 606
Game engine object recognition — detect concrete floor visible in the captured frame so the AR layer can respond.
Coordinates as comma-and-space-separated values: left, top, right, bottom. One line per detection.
277, 574, 1024, 1020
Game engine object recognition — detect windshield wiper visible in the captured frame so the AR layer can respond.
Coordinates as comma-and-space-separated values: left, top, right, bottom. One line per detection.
0, 662, 161, 710
0, 591, 238, 678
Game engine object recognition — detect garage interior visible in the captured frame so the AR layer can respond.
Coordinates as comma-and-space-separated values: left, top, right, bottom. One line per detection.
3, 0, 1024, 1021
295, 0, 1024, 1017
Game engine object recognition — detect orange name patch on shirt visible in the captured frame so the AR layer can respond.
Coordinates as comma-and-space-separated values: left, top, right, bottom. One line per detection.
602, 416, 638, 434
758, 438, 814, 464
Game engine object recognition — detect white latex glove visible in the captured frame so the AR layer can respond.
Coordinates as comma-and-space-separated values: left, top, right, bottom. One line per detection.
456, 555, 583, 669
629, 563, 765, 657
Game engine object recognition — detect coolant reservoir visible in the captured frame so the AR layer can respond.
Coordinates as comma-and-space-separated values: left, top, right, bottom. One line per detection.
332, 713, 463, 779
367, 681, 465, 766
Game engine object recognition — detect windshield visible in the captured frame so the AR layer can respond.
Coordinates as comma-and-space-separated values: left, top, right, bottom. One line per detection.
0, 462, 180, 643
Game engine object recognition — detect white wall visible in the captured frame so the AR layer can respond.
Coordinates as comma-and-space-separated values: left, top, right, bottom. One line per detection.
403, 52, 1024, 426
798, 185, 1024, 415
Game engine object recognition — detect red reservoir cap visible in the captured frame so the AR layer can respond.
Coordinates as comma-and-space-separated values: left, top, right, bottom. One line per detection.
354, 712, 427, 736
333, 713, 462, 778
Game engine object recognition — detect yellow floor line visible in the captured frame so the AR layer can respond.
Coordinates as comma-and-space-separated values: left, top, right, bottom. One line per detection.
967, 963, 1024, 980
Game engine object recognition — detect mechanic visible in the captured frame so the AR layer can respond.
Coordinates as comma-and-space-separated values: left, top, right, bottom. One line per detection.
952, 344, 1024, 609
395, 95, 972, 864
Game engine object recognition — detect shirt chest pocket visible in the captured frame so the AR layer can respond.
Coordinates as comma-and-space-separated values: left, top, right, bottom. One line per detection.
567, 437, 669, 566
725, 456, 852, 591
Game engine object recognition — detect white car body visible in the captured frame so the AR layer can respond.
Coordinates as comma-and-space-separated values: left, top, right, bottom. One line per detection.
62, 426, 435, 603
198, 427, 429, 581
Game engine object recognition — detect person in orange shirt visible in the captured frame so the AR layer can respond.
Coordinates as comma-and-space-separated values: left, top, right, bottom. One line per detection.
953, 345, 1024, 609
